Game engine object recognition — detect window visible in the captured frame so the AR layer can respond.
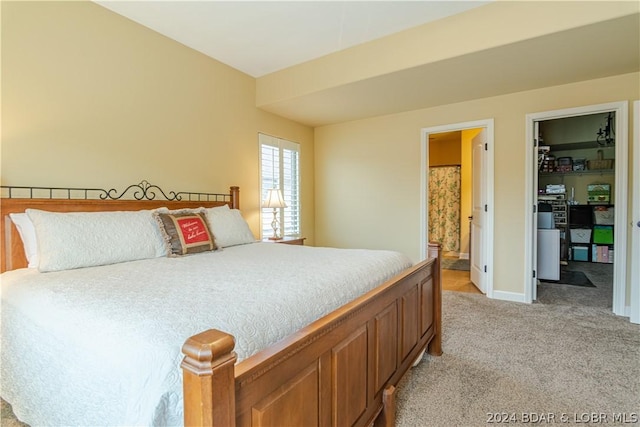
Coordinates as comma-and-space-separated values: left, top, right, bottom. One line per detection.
259, 133, 300, 238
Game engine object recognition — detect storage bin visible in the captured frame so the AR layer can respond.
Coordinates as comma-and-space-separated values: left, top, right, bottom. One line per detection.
570, 228, 591, 244
556, 157, 572, 172
587, 150, 614, 170
592, 245, 611, 263
592, 225, 614, 244
587, 159, 613, 170
572, 246, 589, 262
572, 158, 586, 171
593, 206, 614, 225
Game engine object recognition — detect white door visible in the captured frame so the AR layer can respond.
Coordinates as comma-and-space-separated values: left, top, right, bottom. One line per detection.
470, 129, 486, 293
632, 100, 640, 324
532, 121, 540, 300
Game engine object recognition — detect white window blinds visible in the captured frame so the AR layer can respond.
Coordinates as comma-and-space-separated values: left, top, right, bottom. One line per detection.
259, 133, 300, 238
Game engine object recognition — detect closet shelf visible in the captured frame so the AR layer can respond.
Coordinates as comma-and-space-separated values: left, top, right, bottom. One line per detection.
539, 169, 614, 177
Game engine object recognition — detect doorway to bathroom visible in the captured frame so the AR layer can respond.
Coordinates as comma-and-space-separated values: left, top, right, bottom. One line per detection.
421, 119, 494, 296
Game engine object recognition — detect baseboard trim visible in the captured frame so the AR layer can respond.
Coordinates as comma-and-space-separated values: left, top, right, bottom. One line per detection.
491, 290, 527, 303
459, 253, 469, 260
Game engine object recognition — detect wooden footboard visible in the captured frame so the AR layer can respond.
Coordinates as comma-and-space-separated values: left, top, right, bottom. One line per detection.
182, 243, 442, 427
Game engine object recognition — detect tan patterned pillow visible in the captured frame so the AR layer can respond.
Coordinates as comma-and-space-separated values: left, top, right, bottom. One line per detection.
154, 211, 216, 256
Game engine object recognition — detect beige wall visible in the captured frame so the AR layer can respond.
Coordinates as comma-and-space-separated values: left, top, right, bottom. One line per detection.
314, 72, 639, 299
1, 1, 315, 243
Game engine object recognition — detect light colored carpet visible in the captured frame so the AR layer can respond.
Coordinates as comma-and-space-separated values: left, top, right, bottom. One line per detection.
396, 290, 639, 426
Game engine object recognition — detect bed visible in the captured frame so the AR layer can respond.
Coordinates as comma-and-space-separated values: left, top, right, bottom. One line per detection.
0, 181, 441, 427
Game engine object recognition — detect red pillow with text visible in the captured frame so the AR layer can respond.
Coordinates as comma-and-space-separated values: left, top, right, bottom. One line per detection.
154, 210, 216, 256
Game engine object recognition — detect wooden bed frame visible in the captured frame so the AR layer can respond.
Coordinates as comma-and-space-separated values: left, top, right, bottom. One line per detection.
0, 182, 441, 427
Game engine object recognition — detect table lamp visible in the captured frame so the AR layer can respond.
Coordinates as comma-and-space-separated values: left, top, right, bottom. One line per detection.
262, 188, 287, 240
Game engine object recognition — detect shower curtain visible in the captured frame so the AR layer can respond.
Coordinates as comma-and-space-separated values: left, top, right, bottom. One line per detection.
429, 166, 461, 253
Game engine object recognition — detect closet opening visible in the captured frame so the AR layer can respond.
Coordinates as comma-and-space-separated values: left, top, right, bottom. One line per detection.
535, 113, 615, 309
525, 101, 630, 317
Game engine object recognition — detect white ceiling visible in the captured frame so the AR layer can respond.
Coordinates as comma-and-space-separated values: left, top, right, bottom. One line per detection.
94, 1, 489, 77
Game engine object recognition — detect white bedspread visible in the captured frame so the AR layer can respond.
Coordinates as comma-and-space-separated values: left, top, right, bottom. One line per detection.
1, 242, 412, 426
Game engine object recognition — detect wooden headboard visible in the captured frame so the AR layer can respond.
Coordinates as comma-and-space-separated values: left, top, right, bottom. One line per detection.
0, 181, 239, 273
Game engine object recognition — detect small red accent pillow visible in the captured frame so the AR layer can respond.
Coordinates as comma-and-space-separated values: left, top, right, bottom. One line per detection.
154, 211, 216, 256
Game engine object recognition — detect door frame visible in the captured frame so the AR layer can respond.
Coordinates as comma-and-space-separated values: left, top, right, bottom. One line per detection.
524, 101, 629, 317
631, 100, 640, 324
420, 119, 495, 298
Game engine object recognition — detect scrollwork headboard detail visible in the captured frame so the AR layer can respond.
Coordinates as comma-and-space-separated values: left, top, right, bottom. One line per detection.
0, 180, 240, 272
1, 180, 238, 204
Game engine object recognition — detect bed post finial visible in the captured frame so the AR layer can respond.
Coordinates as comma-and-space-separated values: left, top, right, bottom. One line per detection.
230, 186, 240, 210
181, 329, 237, 427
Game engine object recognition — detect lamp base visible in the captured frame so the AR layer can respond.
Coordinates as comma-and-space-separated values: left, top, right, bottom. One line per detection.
268, 236, 284, 241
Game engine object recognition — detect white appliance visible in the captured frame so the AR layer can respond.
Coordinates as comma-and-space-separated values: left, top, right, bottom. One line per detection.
537, 229, 560, 280
538, 212, 555, 229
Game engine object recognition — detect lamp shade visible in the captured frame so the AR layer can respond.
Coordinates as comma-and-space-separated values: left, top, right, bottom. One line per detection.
262, 188, 287, 209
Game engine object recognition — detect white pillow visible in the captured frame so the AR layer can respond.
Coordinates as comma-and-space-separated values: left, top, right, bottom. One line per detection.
26, 208, 168, 272
9, 213, 39, 268
205, 206, 256, 248
206, 204, 229, 213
